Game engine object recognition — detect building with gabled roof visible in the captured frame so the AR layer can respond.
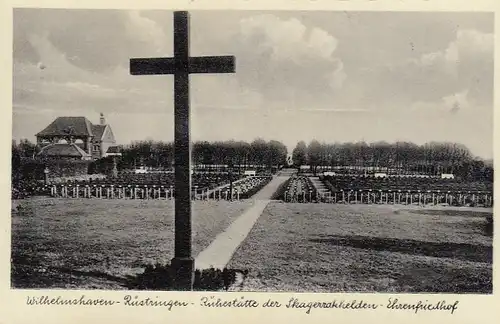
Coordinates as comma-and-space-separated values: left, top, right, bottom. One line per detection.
38, 143, 92, 160
35, 113, 119, 160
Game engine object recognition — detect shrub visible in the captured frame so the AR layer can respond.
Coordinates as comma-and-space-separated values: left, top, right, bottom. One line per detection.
19, 157, 91, 179
127, 263, 248, 291
89, 156, 115, 175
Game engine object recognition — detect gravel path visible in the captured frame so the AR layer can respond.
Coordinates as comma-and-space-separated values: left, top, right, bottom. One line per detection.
195, 176, 290, 269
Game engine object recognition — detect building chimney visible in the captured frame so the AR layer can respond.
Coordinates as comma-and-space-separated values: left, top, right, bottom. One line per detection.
100, 112, 106, 125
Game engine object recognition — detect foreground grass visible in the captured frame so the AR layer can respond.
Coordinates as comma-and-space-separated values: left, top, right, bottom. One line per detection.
11, 198, 253, 289
227, 203, 493, 293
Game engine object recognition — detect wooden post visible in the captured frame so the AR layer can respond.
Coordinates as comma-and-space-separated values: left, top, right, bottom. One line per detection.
229, 167, 233, 201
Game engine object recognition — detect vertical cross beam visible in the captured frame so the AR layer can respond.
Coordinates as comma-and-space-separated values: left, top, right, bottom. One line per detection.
170, 11, 194, 291
129, 10, 235, 291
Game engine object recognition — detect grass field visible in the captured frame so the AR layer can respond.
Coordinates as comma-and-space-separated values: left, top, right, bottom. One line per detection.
227, 203, 493, 293
11, 198, 253, 289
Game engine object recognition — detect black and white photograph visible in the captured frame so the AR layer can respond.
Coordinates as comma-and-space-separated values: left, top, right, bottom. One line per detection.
10, 9, 493, 294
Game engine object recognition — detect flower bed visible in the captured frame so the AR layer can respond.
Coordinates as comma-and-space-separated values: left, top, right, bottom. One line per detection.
235, 176, 272, 199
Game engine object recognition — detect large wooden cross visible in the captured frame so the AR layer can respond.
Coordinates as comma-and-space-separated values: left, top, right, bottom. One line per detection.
130, 11, 235, 290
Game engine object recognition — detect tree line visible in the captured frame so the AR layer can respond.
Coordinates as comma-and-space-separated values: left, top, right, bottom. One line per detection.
117, 139, 288, 170
11, 138, 289, 169
12, 138, 493, 181
292, 140, 493, 181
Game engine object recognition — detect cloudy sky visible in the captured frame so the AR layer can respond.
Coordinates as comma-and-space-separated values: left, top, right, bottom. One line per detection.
12, 10, 493, 158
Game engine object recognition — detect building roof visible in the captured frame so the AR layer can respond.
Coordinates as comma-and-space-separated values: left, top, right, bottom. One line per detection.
91, 124, 106, 140
105, 146, 122, 156
75, 142, 85, 150
38, 143, 91, 158
36, 117, 94, 137
106, 146, 120, 153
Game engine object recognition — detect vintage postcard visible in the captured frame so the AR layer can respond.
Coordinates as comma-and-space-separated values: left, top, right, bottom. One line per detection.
1, 0, 499, 323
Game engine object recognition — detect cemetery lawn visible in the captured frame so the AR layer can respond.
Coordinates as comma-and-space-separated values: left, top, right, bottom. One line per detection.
11, 198, 253, 289
227, 203, 493, 293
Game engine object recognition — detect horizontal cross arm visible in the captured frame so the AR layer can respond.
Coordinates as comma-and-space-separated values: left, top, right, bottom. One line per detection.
130, 58, 175, 75
130, 55, 236, 75
189, 56, 235, 74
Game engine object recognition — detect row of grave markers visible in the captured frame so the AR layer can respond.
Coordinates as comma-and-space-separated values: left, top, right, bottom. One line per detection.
284, 190, 493, 207
50, 184, 243, 201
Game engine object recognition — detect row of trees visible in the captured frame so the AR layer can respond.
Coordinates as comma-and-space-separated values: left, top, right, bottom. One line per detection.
11, 138, 289, 171
12, 139, 39, 159
292, 140, 493, 181
114, 139, 289, 170
12, 139, 41, 184
12, 138, 493, 181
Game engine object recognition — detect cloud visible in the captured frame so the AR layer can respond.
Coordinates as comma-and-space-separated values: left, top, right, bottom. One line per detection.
418, 29, 493, 76
359, 28, 493, 109
11, 10, 493, 158
125, 11, 170, 54
410, 89, 471, 114
442, 90, 470, 114
15, 33, 161, 114
230, 14, 346, 106
13, 25, 260, 119
239, 15, 339, 63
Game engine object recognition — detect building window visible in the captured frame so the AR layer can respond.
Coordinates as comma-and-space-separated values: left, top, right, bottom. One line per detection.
93, 145, 99, 151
